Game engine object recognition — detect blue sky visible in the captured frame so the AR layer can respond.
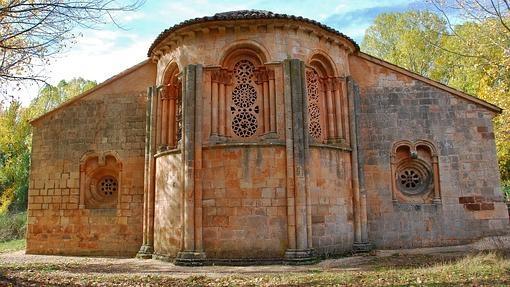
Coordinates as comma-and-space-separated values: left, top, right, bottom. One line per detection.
23, 0, 428, 104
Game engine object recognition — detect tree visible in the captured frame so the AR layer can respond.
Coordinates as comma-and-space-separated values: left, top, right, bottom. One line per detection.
0, 0, 144, 96
0, 101, 31, 213
0, 77, 96, 214
361, 11, 449, 79
361, 10, 510, 188
30, 78, 97, 117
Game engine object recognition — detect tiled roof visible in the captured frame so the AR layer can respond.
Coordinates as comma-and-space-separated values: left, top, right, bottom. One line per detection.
147, 10, 359, 57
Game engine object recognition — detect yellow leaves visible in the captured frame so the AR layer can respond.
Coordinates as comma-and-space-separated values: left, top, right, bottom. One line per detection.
0, 187, 15, 214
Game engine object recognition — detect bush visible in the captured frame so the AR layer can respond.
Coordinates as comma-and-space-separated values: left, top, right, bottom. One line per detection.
503, 181, 510, 202
0, 212, 27, 242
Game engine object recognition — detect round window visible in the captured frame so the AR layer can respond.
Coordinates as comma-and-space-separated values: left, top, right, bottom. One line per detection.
396, 159, 432, 195
98, 176, 118, 196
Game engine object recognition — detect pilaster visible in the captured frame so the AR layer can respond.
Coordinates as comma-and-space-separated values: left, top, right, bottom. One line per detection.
347, 77, 372, 253
175, 64, 206, 266
283, 59, 316, 264
137, 86, 157, 259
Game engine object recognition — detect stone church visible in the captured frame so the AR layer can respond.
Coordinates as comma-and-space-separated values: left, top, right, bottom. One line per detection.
26, 10, 508, 265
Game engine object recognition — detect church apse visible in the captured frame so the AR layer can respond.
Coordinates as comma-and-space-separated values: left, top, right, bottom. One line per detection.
26, 10, 508, 264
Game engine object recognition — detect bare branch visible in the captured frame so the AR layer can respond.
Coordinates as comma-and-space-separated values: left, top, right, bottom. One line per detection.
0, 0, 145, 98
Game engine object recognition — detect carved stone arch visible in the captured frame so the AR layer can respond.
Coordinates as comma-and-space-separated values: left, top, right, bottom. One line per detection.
305, 51, 343, 143
307, 50, 338, 78
80, 150, 100, 165
79, 151, 123, 209
392, 140, 414, 155
214, 40, 273, 140
219, 40, 269, 67
390, 140, 441, 204
415, 139, 438, 156
162, 61, 181, 85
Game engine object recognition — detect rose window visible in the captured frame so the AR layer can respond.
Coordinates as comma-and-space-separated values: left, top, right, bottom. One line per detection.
99, 176, 118, 196
395, 159, 432, 195
231, 60, 259, 138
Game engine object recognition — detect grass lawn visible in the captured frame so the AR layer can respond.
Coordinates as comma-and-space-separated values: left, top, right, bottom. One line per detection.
1, 250, 510, 286
0, 239, 25, 253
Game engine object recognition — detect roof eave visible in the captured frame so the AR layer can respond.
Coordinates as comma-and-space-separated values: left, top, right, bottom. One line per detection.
357, 52, 503, 114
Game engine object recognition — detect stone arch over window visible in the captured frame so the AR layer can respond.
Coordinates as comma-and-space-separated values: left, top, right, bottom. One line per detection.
208, 41, 276, 141
306, 52, 345, 144
390, 140, 441, 204
158, 62, 182, 150
79, 151, 123, 209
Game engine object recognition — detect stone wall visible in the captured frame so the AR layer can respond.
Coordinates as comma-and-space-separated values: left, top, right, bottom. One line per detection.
349, 54, 509, 249
309, 148, 354, 255
201, 146, 288, 259
27, 61, 156, 256
153, 153, 183, 257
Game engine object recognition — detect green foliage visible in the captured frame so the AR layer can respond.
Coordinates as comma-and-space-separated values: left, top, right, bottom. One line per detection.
503, 181, 510, 201
0, 212, 26, 242
0, 102, 32, 213
0, 239, 25, 253
30, 78, 97, 118
361, 11, 510, 184
0, 78, 96, 214
362, 11, 448, 79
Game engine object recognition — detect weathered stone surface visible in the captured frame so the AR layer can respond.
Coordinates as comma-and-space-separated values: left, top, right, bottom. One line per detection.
27, 61, 156, 256
26, 11, 508, 263
350, 55, 508, 249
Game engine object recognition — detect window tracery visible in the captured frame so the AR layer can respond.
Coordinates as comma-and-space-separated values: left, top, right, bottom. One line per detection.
390, 140, 441, 204
230, 59, 259, 138
79, 152, 122, 209
306, 69, 322, 140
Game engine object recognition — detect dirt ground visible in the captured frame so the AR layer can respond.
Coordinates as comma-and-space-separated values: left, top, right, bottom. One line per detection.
0, 249, 486, 286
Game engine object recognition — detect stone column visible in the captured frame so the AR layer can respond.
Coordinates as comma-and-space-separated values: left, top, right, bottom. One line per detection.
283, 59, 316, 264
432, 155, 442, 204
325, 78, 336, 141
168, 85, 177, 148
175, 64, 206, 266
348, 77, 371, 252
268, 69, 277, 134
137, 86, 156, 259
333, 77, 344, 141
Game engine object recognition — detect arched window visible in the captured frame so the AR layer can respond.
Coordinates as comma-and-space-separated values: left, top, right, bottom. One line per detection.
230, 59, 259, 138
306, 53, 345, 144
158, 63, 181, 149
390, 140, 441, 204
209, 43, 275, 141
79, 151, 122, 209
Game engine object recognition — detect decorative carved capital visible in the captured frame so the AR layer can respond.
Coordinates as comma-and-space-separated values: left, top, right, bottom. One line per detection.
267, 69, 275, 80
211, 69, 222, 83
332, 77, 343, 91
220, 69, 232, 85
255, 68, 269, 84
323, 77, 334, 91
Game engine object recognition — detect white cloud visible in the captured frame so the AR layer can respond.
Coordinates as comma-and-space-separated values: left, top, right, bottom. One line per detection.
46, 30, 151, 85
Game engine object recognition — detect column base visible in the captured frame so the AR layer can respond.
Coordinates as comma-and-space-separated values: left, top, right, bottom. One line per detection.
175, 251, 207, 266
352, 242, 373, 253
284, 249, 317, 265
136, 244, 154, 259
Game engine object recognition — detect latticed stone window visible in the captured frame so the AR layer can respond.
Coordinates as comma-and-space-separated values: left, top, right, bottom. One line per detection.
98, 176, 118, 196
390, 140, 441, 204
306, 69, 323, 141
395, 159, 432, 195
230, 59, 259, 138
79, 153, 122, 209
176, 91, 182, 143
